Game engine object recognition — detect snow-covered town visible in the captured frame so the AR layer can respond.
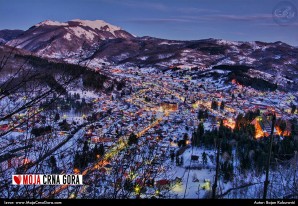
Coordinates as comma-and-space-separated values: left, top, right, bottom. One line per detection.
1, 63, 298, 199
1, 0, 298, 201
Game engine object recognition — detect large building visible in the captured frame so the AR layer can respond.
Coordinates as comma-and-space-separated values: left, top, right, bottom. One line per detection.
251, 115, 291, 138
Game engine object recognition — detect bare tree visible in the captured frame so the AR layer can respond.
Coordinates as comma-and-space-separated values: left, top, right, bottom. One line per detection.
0, 45, 109, 198
78, 140, 176, 199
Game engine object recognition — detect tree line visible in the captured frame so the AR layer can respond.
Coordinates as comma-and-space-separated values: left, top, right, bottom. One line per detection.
73, 141, 105, 170
191, 110, 298, 182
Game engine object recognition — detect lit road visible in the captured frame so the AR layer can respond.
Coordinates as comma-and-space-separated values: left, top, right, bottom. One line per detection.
45, 111, 168, 198
46, 76, 184, 198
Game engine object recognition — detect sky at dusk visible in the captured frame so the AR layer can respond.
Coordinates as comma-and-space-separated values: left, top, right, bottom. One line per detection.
0, 0, 297, 46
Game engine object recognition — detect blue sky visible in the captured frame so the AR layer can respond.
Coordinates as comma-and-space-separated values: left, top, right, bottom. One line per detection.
0, 0, 297, 45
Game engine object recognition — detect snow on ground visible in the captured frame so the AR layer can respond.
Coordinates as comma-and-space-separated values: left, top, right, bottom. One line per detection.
203, 121, 215, 131
86, 58, 110, 69
238, 56, 256, 65
64, 33, 72, 41
216, 58, 236, 65
67, 27, 97, 41
140, 67, 157, 73
43, 51, 67, 59
170, 147, 215, 198
247, 69, 282, 83
68, 89, 99, 99
35, 20, 68, 27
70, 19, 121, 35
1, 132, 25, 154
64, 115, 85, 125
35, 19, 122, 37
216, 39, 242, 46
250, 41, 262, 50
213, 69, 229, 74
138, 56, 149, 61
53, 128, 86, 173
158, 54, 173, 59
114, 53, 130, 61
159, 41, 182, 45
181, 49, 193, 53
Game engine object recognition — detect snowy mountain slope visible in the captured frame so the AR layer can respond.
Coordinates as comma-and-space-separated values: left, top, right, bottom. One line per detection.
76, 37, 297, 83
5, 19, 134, 58
0, 29, 24, 44
2, 19, 298, 89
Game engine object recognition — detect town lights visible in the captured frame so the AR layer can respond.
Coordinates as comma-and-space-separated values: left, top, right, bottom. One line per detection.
23, 158, 31, 165
73, 168, 80, 174
135, 185, 140, 194
129, 172, 136, 179
69, 193, 76, 199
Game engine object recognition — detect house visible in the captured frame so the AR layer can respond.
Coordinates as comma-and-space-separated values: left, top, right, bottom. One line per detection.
251, 115, 277, 138
155, 179, 171, 189
0, 120, 9, 131
91, 136, 113, 144
275, 119, 292, 136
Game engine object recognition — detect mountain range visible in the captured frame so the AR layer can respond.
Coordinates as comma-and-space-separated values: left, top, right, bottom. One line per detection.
1, 19, 298, 90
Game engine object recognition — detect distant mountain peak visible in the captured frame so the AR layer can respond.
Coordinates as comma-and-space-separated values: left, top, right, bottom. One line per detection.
4, 19, 297, 89
0, 29, 24, 44
216, 39, 242, 46
69, 19, 121, 32
35, 20, 68, 27
6, 18, 134, 58
34, 19, 122, 33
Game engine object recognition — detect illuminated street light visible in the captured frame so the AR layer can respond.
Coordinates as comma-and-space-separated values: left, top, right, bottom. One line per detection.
135, 185, 140, 194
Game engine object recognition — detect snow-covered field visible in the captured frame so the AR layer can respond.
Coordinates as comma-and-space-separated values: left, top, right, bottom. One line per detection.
169, 147, 216, 198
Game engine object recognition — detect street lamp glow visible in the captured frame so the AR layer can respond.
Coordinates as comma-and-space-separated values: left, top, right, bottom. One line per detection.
135, 185, 140, 194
